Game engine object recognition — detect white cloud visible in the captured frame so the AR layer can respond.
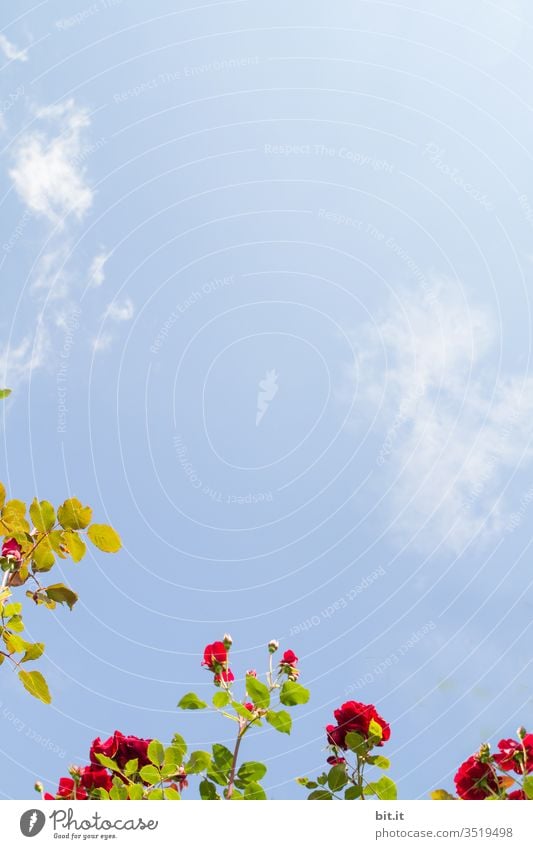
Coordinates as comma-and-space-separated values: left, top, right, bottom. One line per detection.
354, 278, 533, 553
9, 99, 93, 226
105, 298, 134, 322
92, 334, 113, 353
0, 34, 27, 62
0, 325, 49, 385
31, 246, 71, 299
89, 250, 112, 288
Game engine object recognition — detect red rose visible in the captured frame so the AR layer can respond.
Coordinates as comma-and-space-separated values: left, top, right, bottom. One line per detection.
508, 790, 526, 800
202, 641, 227, 671
79, 767, 113, 792
214, 668, 234, 684
50, 777, 87, 800
2, 538, 22, 561
327, 755, 346, 766
90, 731, 152, 770
454, 755, 499, 800
494, 736, 533, 774
243, 702, 255, 712
326, 701, 390, 750
280, 650, 298, 667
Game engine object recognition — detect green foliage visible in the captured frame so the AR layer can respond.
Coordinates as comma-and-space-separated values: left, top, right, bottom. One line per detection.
178, 692, 208, 710
366, 776, 398, 800
279, 681, 310, 706
245, 675, 270, 709
266, 709, 292, 734
524, 777, 533, 800
0, 482, 121, 704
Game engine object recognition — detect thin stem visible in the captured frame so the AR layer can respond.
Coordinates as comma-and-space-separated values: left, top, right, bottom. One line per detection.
226, 726, 245, 800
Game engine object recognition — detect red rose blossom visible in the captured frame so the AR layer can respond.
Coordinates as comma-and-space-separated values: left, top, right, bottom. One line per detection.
508, 790, 526, 799
47, 777, 87, 800
494, 736, 533, 774
280, 650, 298, 667
79, 767, 113, 792
202, 641, 227, 671
214, 668, 234, 684
90, 731, 152, 770
454, 755, 500, 800
327, 755, 346, 766
2, 538, 22, 561
243, 702, 255, 712
326, 701, 390, 750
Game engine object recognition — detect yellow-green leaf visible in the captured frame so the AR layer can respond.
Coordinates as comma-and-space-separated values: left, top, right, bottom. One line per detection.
32, 540, 55, 572
87, 524, 122, 553
57, 498, 93, 531
431, 789, 456, 800
0, 482, 5, 510
0, 389, 11, 400
21, 642, 45, 663
45, 584, 78, 610
30, 499, 56, 532
19, 670, 52, 704
63, 530, 87, 563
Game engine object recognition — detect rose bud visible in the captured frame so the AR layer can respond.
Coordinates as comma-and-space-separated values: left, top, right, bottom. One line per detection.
223, 633, 233, 649
268, 639, 279, 654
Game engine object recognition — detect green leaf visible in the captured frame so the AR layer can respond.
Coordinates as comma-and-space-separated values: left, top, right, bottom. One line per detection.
368, 718, 383, 744
246, 675, 270, 709
124, 759, 139, 776
3, 631, 25, 653
139, 765, 161, 785
29, 499, 56, 533
128, 784, 144, 800
266, 710, 292, 735
87, 524, 122, 553
231, 701, 256, 721
345, 731, 366, 754
18, 670, 51, 704
186, 750, 212, 774
3, 602, 22, 617
212, 743, 233, 773
523, 777, 533, 801
345, 785, 362, 799
243, 782, 267, 800
63, 531, 87, 563
328, 764, 348, 792
368, 755, 390, 770
32, 541, 55, 572
316, 773, 328, 786
0, 482, 5, 509
237, 762, 267, 784
109, 782, 128, 800
148, 740, 165, 767
170, 735, 187, 762
430, 789, 456, 800
178, 692, 207, 710
199, 779, 218, 800
207, 768, 229, 786
164, 787, 181, 800
57, 498, 93, 530
147, 789, 164, 800
21, 642, 45, 663
45, 584, 78, 611
307, 790, 332, 800
164, 745, 185, 769
366, 776, 397, 800
212, 691, 230, 709
0, 389, 11, 400
279, 681, 310, 706
95, 754, 119, 771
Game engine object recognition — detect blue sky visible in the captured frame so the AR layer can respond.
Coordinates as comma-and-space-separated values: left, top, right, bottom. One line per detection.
1, 0, 533, 800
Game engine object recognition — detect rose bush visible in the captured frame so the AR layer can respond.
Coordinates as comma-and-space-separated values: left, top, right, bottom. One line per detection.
36, 636, 533, 801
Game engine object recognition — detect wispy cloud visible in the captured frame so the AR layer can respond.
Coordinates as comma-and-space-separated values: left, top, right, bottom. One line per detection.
89, 250, 112, 288
353, 278, 533, 553
10, 99, 93, 226
0, 33, 27, 62
104, 298, 134, 322
0, 325, 49, 385
92, 334, 113, 353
